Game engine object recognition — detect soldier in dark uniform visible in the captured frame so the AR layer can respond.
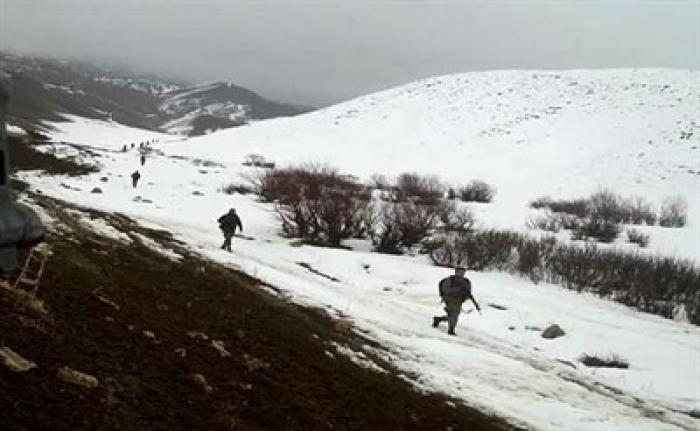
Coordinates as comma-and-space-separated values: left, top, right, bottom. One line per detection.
218, 208, 243, 252
433, 266, 480, 335
131, 170, 141, 188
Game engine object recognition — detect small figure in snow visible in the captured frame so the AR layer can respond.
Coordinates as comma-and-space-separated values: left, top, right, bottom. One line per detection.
131, 170, 141, 188
130, 143, 135, 149
432, 266, 481, 335
218, 208, 243, 252
140, 154, 146, 166
122, 144, 128, 152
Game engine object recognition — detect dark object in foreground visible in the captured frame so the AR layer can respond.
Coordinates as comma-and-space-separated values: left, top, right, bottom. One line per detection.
0, 71, 45, 274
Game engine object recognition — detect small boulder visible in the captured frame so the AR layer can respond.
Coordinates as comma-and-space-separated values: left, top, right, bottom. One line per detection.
541, 324, 566, 339
192, 373, 213, 393
57, 366, 99, 389
0, 347, 36, 373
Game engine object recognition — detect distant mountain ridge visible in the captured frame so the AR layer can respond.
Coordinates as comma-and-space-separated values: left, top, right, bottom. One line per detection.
0, 51, 311, 135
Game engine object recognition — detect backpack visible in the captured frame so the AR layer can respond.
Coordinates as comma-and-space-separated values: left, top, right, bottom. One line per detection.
439, 275, 471, 301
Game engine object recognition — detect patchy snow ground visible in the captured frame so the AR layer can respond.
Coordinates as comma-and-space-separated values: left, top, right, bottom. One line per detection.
20, 69, 700, 430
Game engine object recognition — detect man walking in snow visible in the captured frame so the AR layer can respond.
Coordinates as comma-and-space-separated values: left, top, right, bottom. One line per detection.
433, 266, 480, 335
218, 208, 243, 252
131, 170, 141, 188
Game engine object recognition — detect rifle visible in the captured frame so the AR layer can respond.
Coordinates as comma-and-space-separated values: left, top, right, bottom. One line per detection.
471, 297, 482, 315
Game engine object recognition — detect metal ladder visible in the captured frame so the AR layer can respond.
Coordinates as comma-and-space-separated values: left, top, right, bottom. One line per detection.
12, 245, 49, 296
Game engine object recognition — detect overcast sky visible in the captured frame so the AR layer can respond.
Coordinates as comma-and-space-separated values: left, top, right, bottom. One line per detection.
1, 0, 698, 105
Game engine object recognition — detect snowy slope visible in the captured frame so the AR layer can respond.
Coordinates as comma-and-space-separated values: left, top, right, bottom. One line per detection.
19, 69, 700, 430
162, 69, 699, 260
21, 137, 700, 431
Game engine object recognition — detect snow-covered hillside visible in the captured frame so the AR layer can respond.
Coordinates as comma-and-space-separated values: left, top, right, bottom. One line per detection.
164, 69, 699, 260
18, 68, 700, 430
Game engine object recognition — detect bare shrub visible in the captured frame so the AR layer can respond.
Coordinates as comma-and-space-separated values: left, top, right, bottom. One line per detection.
545, 243, 700, 322
527, 212, 563, 233
579, 353, 629, 369
261, 164, 370, 247
430, 230, 520, 271
219, 183, 253, 195
571, 217, 621, 243
530, 196, 553, 210
533, 191, 658, 226
588, 189, 624, 222
546, 242, 605, 292
544, 197, 589, 218
627, 197, 657, 225
372, 224, 405, 255
458, 180, 496, 203
439, 203, 476, 233
373, 200, 446, 253
447, 187, 457, 200
559, 214, 582, 231
427, 233, 470, 268
369, 174, 391, 191
659, 196, 688, 227
515, 236, 556, 282
391, 173, 444, 205
626, 228, 650, 247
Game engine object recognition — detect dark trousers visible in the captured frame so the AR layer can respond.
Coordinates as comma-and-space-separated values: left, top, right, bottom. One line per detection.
434, 305, 461, 334
221, 230, 235, 251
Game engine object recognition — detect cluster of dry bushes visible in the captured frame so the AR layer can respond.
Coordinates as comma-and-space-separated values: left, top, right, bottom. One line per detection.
225, 164, 698, 324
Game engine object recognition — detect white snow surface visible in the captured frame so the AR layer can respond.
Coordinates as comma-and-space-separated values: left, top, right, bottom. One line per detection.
164, 68, 700, 260
20, 69, 700, 430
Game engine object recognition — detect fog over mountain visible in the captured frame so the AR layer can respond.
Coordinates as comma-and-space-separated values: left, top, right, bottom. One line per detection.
2, 0, 698, 105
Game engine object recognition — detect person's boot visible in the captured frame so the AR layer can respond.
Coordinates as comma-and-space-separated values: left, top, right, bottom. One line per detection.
432, 316, 443, 328
447, 327, 456, 336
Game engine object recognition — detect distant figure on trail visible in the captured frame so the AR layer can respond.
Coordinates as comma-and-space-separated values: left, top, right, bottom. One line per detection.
130, 143, 135, 149
218, 208, 243, 252
131, 170, 141, 188
140, 154, 146, 166
122, 144, 128, 152
433, 266, 480, 335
